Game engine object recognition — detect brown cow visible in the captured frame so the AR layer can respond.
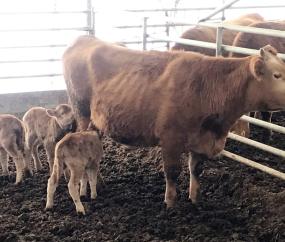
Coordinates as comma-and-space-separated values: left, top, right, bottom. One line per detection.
23, 104, 76, 174
171, 13, 265, 56
0, 114, 33, 184
62, 35, 285, 208
230, 21, 285, 142
45, 130, 103, 215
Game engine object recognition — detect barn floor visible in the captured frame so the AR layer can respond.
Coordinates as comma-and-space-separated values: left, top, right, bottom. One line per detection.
1, 113, 285, 242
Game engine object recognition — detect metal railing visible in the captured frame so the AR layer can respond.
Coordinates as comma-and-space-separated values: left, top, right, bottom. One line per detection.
143, 15, 285, 180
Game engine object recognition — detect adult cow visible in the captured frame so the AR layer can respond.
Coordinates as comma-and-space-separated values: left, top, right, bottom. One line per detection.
171, 13, 265, 56
62, 36, 285, 208
230, 21, 285, 142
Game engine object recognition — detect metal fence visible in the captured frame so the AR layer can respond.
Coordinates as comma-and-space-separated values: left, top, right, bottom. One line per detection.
2, 4, 285, 180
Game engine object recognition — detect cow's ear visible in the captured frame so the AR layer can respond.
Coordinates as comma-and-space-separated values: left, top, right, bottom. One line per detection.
46, 109, 56, 117
250, 58, 265, 81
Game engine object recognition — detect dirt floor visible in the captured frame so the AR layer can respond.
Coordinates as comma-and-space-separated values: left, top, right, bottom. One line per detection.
1, 113, 285, 242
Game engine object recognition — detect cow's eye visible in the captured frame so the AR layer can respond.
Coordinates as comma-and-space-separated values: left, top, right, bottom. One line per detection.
274, 73, 281, 79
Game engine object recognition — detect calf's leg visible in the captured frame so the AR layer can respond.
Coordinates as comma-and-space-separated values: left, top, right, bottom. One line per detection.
44, 141, 55, 175
68, 167, 85, 215
188, 152, 204, 204
80, 172, 88, 197
46, 161, 62, 210
86, 161, 100, 199
6, 145, 25, 184
30, 138, 43, 172
0, 148, 9, 178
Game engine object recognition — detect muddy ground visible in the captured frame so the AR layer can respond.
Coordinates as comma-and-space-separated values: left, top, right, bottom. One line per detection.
1, 113, 285, 241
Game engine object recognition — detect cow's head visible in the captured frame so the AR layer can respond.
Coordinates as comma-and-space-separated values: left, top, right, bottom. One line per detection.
46, 104, 76, 131
247, 45, 285, 111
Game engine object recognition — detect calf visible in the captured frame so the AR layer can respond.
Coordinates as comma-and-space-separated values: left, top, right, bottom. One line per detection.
45, 130, 103, 215
23, 104, 76, 174
0, 114, 32, 184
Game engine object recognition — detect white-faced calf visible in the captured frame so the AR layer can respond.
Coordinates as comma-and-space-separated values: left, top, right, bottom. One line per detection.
0, 114, 33, 184
45, 131, 104, 215
23, 104, 76, 174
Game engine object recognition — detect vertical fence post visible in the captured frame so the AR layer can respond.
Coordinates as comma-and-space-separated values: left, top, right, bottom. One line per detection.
165, 11, 170, 50
87, 0, 93, 35
216, 27, 223, 56
142, 17, 148, 50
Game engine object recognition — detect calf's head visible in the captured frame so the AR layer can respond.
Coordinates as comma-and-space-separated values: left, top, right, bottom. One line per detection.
46, 104, 76, 131
247, 45, 285, 112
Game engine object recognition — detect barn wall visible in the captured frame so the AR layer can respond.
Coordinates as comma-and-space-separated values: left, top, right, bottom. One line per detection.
0, 90, 68, 118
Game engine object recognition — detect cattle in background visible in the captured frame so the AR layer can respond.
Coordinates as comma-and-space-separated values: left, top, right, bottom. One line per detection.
45, 130, 104, 215
230, 21, 285, 142
0, 114, 33, 184
171, 13, 265, 56
23, 104, 76, 174
63, 36, 285, 208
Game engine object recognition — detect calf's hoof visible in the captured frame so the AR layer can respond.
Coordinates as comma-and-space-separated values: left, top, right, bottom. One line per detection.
165, 198, 178, 209
25, 170, 33, 178
77, 211, 86, 217
44, 207, 54, 213
14, 180, 24, 186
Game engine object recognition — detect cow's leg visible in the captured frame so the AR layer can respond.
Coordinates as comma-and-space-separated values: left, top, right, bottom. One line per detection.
0, 148, 9, 178
162, 144, 183, 208
188, 152, 204, 204
30, 138, 43, 172
261, 111, 273, 143
80, 172, 88, 197
87, 161, 99, 199
46, 161, 62, 210
44, 141, 55, 175
68, 168, 85, 215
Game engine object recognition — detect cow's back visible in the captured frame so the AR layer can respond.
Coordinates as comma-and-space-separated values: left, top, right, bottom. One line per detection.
171, 13, 265, 56
230, 22, 285, 58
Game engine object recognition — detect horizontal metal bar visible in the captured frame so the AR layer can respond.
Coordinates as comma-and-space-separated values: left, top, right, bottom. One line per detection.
96, 6, 285, 13
0, 27, 92, 32
0, 10, 90, 14
227, 132, 285, 159
157, 16, 285, 39
0, 74, 62, 79
0, 45, 67, 49
222, 150, 285, 180
0, 59, 60, 64
112, 23, 193, 29
240, 115, 285, 135
147, 34, 285, 61
147, 34, 217, 49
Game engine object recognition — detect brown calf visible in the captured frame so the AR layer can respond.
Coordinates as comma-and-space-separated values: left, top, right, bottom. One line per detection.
23, 104, 75, 174
63, 36, 285, 208
45, 131, 103, 215
0, 114, 32, 184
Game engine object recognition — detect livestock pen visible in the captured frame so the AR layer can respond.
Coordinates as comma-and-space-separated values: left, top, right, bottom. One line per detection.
1, 0, 285, 241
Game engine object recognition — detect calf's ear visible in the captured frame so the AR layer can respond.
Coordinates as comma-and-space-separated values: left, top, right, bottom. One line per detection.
250, 58, 265, 81
46, 109, 56, 117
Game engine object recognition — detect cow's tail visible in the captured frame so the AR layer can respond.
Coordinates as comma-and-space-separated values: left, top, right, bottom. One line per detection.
13, 128, 24, 153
